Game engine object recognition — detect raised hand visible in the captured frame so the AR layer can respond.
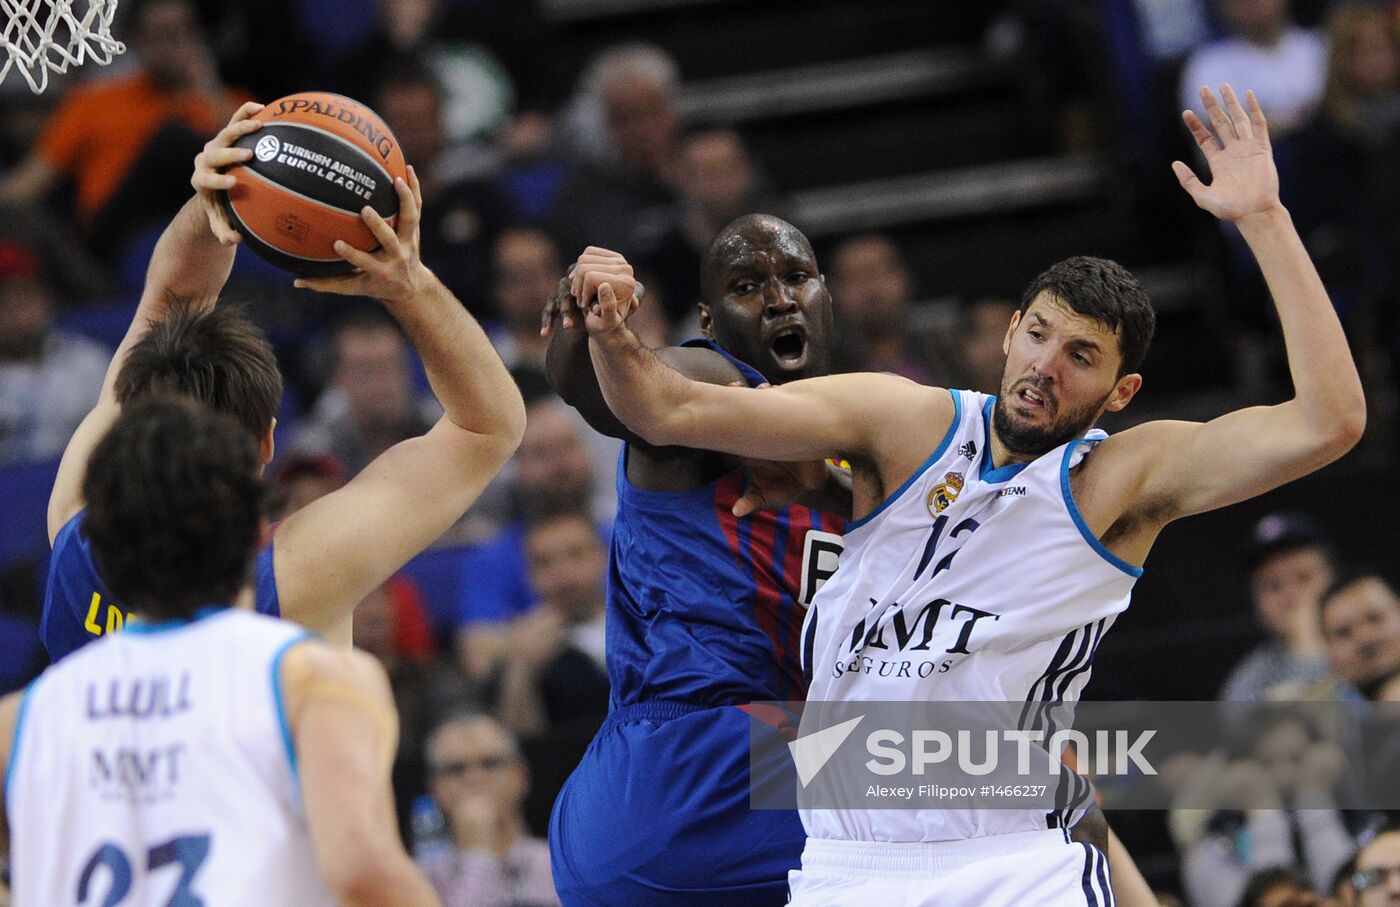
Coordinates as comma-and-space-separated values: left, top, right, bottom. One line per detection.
573, 247, 640, 337
1173, 85, 1282, 225
294, 166, 428, 304
190, 101, 264, 246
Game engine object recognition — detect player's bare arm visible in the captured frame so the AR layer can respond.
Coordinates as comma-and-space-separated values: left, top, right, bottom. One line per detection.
1081, 86, 1364, 562
46, 102, 266, 541
549, 247, 849, 510
544, 249, 746, 440
283, 642, 442, 907
275, 166, 527, 645
0, 690, 21, 850
583, 281, 952, 520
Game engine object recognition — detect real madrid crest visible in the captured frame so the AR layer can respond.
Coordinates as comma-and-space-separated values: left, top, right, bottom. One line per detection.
926, 471, 965, 516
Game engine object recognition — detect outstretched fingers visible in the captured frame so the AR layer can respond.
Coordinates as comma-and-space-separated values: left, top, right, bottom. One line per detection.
1218, 84, 1253, 140
1171, 160, 1205, 198
1182, 109, 1218, 154
1245, 89, 1269, 144
1199, 85, 1237, 144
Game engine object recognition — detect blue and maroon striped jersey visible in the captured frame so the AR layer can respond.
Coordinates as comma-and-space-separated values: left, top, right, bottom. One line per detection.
604, 341, 845, 707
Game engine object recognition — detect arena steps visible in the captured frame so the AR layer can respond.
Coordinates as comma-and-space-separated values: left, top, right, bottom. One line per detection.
677, 47, 1011, 125
788, 155, 1110, 237
552, 0, 1001, 79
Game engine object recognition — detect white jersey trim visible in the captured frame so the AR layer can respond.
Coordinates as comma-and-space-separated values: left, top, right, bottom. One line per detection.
846, 388, 962, 532
270, 633, 314, 789
1058, 439, 1144, 577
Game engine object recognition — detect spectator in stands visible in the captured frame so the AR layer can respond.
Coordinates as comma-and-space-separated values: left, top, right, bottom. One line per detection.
955, 296, 1020, 395
489, 227, 563, 401
0, 241, 109, 466
548, 44, 682, 259
1282, 2, 1400, 382
1352, 824, 1400, 906
329, 0, 516, 149
293, 304, 441, 476
492, 510, 609, 739
268, 452, 346, 523
1181, 707, 1355, 907
418, 713, 560, 906
1179, 0, 1326, 136
1319, 571, 1400, 702
1233, 866, 1323, 907
827, 233, 952, 385
375, 64, 512, 319
0, 0, 247, 260
1218, 513, 1336, 702
455, 398, 601, 682
636, 128, 783, 326
1332, 853, 1359, 906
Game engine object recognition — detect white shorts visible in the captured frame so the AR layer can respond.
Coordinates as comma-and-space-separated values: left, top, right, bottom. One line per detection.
788, 829, 1115, 907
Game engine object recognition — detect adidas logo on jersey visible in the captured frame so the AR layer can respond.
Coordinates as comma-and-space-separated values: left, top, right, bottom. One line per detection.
958, 440, 977, 460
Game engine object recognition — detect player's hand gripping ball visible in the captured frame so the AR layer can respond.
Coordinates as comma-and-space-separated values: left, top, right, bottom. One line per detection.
220, 91, 409, 277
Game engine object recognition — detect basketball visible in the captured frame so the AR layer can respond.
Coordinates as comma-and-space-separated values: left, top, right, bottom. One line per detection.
221, 92, 408, 277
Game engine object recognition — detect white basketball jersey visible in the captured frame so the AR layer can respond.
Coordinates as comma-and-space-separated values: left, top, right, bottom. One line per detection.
801, 390, 1142, 844
6, 608, 338, 907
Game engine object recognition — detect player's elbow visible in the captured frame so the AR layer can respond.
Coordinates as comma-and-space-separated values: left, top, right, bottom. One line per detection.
497, 390, 528, 451
468, 388, 527, 458
321, 842, 419, 907
1320, 405, 1366, 458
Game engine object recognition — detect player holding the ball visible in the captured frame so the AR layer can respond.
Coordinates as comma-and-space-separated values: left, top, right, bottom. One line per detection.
41, 100, 526, 657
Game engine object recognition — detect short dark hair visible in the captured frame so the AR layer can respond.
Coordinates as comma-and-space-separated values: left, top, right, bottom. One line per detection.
1244, 511, 1333, 574
82, 398, 265, 621
701, 214, 816, 304
115, 301, 281, 442
1234, 866, 1314, 907
1320, 567, 1397, 622
1020, 256, 1155, 377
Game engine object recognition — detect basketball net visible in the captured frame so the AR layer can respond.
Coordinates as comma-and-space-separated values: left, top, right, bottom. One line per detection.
1, 0, 125, 93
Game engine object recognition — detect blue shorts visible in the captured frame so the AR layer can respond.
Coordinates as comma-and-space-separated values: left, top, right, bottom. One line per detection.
549, 701, 804, 906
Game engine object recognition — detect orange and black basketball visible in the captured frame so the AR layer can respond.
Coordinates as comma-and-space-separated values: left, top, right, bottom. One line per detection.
221, 92, 408, 277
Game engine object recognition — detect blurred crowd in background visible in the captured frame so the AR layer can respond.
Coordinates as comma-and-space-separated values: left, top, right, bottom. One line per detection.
2, 0, 1400, 903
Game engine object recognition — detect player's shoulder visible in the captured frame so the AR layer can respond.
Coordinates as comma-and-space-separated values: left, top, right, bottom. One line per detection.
280, 638, 391, 701
1074, 419, 1203, 499
1095, 419, 1200, 461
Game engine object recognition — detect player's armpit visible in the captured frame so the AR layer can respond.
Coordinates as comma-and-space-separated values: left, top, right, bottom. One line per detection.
271, 419, 515, 640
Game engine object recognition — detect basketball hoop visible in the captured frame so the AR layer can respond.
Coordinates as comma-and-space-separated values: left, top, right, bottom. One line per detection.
1, 0, 125, 94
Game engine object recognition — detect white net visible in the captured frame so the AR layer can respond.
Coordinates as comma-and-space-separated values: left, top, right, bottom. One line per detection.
1, 0, 125, 94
